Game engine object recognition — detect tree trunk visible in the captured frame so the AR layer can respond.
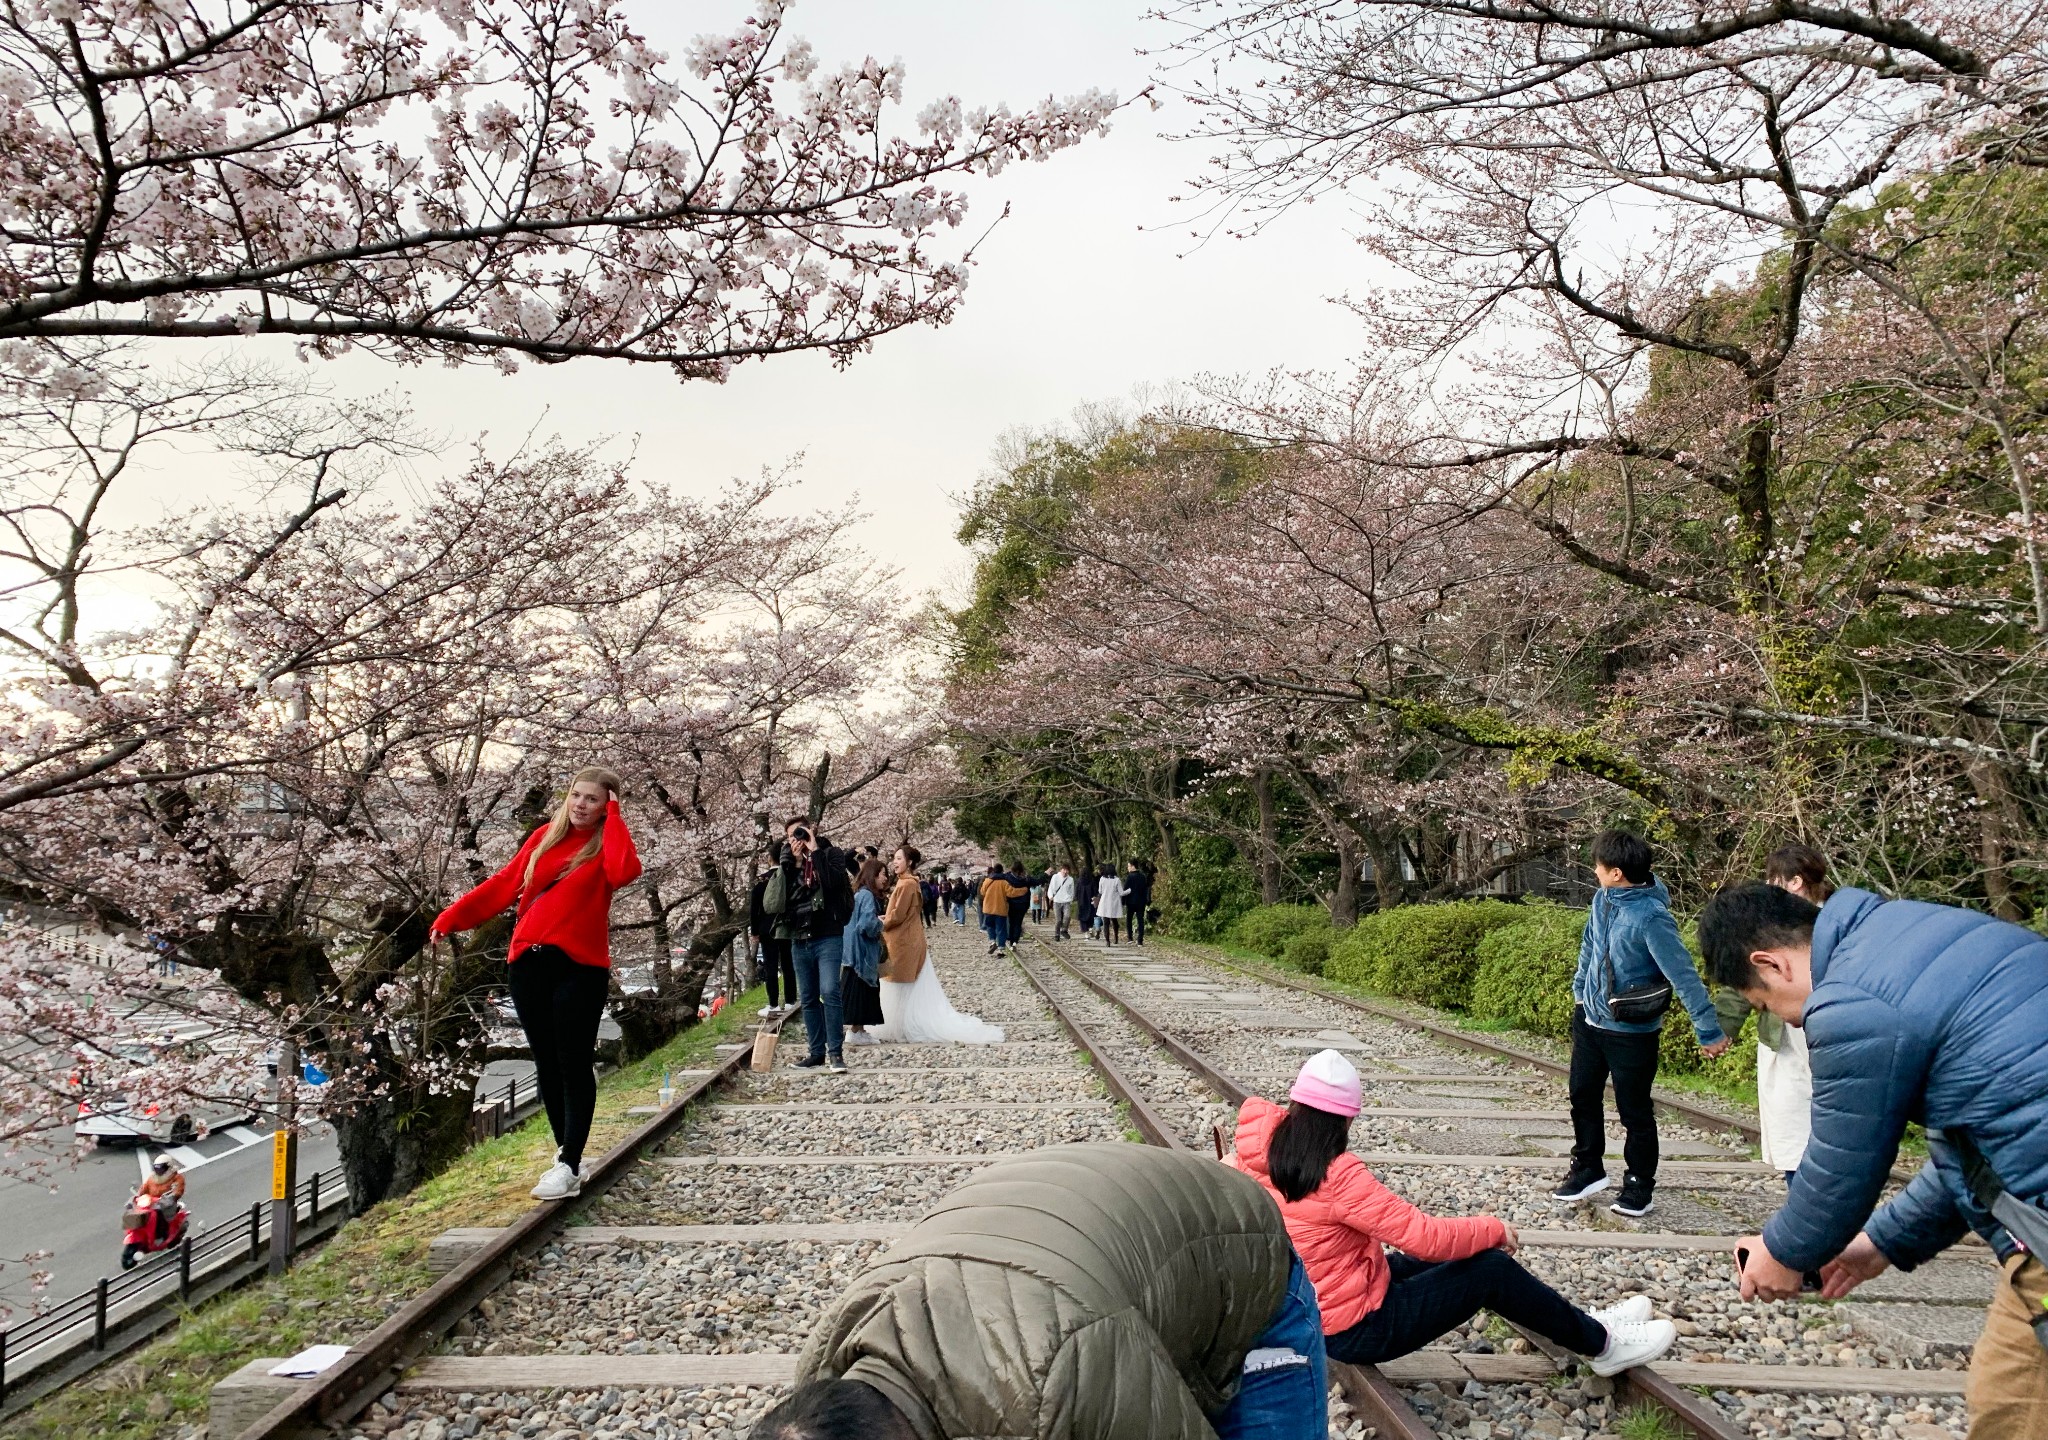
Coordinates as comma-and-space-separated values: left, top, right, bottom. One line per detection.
1331, 836, 1360, 927
1965, 751, 2024, 920
1255, 767, 1281, 904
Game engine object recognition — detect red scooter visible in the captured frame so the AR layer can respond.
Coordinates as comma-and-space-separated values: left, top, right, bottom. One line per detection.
121, 1191, 192, 1270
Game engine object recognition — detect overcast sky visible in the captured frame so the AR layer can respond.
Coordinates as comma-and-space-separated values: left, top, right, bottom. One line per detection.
257, 2, 1380, 604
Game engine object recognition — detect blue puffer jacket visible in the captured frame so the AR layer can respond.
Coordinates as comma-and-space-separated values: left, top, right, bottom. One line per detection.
1571, 880, 1724, 1042
841, 887, 881, 986
1762, 888, 2048, 1273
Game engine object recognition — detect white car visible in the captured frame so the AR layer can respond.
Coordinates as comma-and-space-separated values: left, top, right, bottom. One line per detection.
72, 1036, 261, 1146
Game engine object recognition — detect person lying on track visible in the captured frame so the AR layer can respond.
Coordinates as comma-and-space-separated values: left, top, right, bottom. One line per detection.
750, 1142, 1329, 1440
1229, 1049, 1679, 1375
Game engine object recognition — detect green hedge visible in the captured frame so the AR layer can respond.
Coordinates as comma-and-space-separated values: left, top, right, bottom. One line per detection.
1160, 834, 1264, 942
1327, 899, 1526, 1010
1227, 903, 1331, 958
1282, 928, 1332, 976
1468, 905, 1583, 1040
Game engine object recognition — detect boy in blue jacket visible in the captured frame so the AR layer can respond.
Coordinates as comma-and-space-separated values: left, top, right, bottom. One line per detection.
1553, 830, 1729, 1217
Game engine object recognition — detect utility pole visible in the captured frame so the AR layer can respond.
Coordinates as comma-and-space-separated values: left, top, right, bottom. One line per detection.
268, 1038, 298, 1275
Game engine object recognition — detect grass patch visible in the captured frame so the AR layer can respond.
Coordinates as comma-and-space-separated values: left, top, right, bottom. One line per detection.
1615, 1402, 1687, 1439
3, 991, 764, 1440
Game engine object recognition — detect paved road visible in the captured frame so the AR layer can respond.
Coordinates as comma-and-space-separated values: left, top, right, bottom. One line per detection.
0, 1059, 536, 1319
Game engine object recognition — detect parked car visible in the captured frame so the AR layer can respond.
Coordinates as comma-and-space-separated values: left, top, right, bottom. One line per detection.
73, 1033, 261, 1145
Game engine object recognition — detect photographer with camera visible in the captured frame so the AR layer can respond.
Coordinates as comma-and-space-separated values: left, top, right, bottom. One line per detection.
765, 815, 857, 1074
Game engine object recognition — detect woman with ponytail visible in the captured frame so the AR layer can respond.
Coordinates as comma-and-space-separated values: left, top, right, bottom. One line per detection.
431, 767, 641, 1201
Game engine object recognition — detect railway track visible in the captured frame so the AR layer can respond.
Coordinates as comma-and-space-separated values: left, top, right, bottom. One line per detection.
201, 918, 1983, 1440
1031, 936, 1987, 1440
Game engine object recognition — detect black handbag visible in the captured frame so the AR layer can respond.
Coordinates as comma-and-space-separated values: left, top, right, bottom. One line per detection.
1600, 892, 1673, 1024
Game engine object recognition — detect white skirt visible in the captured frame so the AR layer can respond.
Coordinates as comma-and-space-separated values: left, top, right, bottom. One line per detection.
872, 960, 1005, 1045
1758, 1021, 1814, 1173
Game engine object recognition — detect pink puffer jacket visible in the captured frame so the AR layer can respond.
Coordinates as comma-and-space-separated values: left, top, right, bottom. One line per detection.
1229, 1097, 1508, 1333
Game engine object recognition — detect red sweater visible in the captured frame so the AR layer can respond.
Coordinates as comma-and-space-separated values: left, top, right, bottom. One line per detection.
432, 799, 641, 968
1229, 1097, 1507, 1333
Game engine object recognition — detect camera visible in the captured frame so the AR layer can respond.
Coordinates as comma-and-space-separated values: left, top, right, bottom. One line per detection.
791, 825, 812, 844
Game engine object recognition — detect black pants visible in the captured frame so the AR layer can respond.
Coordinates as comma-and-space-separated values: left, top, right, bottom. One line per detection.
1326, 1251, 1606, 1365
1007, 909, 1025, 945
1569, 1004, 1661, 1187
756, 935, 797, 1007
508, 945, 609, 1173
1130, 903, 1147, 944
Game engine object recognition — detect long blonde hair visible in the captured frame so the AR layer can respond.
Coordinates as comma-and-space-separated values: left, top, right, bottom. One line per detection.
520, 766, 621, 899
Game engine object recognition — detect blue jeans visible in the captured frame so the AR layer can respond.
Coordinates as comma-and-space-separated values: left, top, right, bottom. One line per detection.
1213, 1253, 1327, 1440
790, 934, 843, 1060
983, 914, 1008, 948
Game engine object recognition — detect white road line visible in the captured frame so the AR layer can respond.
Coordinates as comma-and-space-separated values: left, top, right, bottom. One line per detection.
168, 1144, 207, 1169
222, 1125, 264, 1146
135, 1148, 153, 1181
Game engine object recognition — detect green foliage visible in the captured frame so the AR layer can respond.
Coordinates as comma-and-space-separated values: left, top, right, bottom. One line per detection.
1468, 905, 1585, 1041
1282, 927, 1333, 976
1328, 899, 1526, 1010
1159, 832, 1263, 941
1615, 1404, 1687, 1440
1227, 903, 1330, 958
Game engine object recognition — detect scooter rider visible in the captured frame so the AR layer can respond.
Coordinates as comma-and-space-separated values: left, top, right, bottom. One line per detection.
139, 1155, 185, 1228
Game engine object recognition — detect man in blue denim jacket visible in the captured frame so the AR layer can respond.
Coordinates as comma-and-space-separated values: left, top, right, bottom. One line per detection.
1553, 830, 1729, 1218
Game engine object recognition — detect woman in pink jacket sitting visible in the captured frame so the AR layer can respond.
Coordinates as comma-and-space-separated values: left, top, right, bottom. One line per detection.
1231, 1050, 1676, 1375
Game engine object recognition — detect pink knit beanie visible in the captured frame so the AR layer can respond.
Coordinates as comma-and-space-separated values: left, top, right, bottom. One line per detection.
1288, 1048, 1362, 1117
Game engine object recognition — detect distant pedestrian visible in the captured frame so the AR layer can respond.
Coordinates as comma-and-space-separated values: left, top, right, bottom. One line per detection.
1124, 861, 1153, 945
1029, 878, 1046, 925
921, 875, 939, 927
978, 864, 1018, 955
1047, 864, 1077, 940
431, 766, 641, 1201
748, 852, 798, 1016
1714, 843, 1829, 1181
841, 859, 888, 1048
1095, 865, 1125, 945
1004, 863, 1030, 949
1551, 830, 1729, 1219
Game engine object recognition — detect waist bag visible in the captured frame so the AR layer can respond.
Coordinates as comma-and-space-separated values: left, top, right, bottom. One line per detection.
1600, 896, 1672, 1024
1944, 1129, 2048, 1355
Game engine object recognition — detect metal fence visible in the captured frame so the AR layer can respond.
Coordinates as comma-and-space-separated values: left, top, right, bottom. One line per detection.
0, 1068, 545, 1406
0, 1165, 345, 1403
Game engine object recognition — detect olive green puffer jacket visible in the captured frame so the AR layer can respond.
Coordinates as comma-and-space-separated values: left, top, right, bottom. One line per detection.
797, 1142, 1292, 1440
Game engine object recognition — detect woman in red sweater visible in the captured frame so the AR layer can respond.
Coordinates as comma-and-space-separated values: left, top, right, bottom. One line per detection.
1230, 1049, 1676, 1375
431, 766, 641, 1201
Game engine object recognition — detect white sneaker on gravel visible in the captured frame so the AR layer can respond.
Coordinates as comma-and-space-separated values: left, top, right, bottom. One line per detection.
1589, 1295, 1654, 1330
844, 1031, 879, 1046
1589, 1318, 1676, 1377
530, 1162, 581, 1201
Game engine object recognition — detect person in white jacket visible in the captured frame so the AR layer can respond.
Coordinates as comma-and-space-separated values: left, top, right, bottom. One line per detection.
1095, 865, 1126, 946
1047, 864, 1078, 940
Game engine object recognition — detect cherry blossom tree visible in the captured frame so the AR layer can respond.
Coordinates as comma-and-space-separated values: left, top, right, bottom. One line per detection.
0, 0, 1117, 374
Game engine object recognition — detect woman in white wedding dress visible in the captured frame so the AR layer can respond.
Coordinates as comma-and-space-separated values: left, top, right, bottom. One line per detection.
873, 843, 1005, 1045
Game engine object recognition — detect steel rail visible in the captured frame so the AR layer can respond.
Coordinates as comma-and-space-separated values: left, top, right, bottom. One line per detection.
1013, 947, 1187, 1150
1052, 942, 1746, 1440
230, 1032, 763, 1440
1174, 941, 1762, 1145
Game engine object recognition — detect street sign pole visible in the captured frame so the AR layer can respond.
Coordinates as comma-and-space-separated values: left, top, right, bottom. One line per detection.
268, 1039, 298, 1275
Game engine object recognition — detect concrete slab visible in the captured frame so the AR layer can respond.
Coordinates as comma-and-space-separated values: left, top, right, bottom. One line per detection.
654, 1154, 1001, 1167
427, 1222, 905, 1274
1842, 1302, 1986, 1359
398, 1354, 801, 1390
1275, 1032, 1369, 1052
210, 1359, 315, 1436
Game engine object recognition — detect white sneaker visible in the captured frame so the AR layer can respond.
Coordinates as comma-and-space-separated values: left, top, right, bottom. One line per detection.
758, 1005, 777, 1017
844, 1031, 880, 1046
1589, 1318, 1676, 1377
1589, 1295, 1654, 1330
530, 1161, 581, 1201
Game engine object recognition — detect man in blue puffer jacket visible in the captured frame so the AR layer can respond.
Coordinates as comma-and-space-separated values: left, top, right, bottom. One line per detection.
1699, 882, 2048, 1440
1552, 830, 1729, 1219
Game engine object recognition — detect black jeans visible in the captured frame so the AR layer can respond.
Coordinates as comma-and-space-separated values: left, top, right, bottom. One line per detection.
1569, 1004, 1662, 1187
756, 935, 797, 1008
1007, 909, 1025, 946
1130, 902, 1147, 944
508, 945, 610, 1173
1326, 1251, 1606, 1365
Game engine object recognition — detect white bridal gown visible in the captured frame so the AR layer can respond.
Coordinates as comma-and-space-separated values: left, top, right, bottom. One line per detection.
874, 961, 1005, 1045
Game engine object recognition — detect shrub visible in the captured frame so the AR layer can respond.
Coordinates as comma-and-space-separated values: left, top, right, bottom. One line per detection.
1282, 928, 1332, 976
1469, 907, 1584, 1041
1326, 900, 1527, 1010
1227, 903, 1331, 958
1159, 834, 1262, 941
